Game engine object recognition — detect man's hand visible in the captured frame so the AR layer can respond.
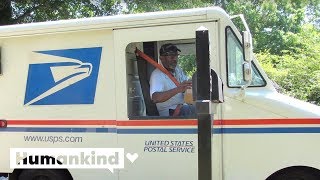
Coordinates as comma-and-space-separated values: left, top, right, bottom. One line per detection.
176, 80, 192, 93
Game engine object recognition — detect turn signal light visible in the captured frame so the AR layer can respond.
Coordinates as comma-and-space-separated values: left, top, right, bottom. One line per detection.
0, 120, 7, 128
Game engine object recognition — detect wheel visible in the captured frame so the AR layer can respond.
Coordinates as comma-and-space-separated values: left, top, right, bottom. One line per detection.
18, 169, 71, 180
268, 167, 320, 180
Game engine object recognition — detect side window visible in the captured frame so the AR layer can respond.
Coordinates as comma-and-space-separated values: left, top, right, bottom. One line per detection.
226, 27, 266, 87
126, 40, 196, 118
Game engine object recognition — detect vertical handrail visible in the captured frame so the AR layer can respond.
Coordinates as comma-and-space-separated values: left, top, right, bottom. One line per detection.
196, 26, 213, 180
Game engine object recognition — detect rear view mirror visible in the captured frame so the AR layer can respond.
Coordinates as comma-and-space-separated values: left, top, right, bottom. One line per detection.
243, 31, 253, 62
243, 62, 252, 82
242, 31, 253, 82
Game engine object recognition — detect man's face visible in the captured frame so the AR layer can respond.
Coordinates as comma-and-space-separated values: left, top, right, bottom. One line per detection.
160, 54, 179, 72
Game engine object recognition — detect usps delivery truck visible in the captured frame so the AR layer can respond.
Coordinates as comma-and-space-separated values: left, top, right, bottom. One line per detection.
0, 6, 320, 180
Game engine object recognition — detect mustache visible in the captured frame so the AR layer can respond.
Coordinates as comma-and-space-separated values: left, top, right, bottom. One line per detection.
168, 63, 176, 69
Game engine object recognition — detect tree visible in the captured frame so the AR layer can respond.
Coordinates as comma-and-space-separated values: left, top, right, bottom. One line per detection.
123, 0, 212, 13
223, 0, 320, 105
0, 0, 122, 26
257, 24, 320, 105
224, 0, 320, 54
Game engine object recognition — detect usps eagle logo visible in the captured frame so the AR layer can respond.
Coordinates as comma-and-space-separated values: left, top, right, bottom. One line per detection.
24, 47, 102, 105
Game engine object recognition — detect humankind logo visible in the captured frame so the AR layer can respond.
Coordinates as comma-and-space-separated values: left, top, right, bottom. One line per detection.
10, 148, 135, 173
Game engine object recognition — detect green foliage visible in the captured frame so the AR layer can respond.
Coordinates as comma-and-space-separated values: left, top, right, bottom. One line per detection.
1, 0, 122, 25
178, 55, 196, 78
257, 24, 320, 105
124, 0, 212, 13
224, 0, 320, 105
225, 0, 315, 54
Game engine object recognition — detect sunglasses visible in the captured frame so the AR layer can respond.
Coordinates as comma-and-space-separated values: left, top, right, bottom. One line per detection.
162, 53, 179, 56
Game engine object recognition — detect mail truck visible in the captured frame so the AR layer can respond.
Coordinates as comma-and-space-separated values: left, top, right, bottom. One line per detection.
0, 6, 319, 180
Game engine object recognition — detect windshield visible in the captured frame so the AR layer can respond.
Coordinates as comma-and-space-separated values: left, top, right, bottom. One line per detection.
226, 27, 266, 87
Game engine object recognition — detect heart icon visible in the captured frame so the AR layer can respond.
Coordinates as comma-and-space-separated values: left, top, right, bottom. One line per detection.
126, 153, 139, 163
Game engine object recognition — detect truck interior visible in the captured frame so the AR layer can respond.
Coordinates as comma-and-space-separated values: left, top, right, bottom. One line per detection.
125, 39, 196, 119
124, 28, 267, 119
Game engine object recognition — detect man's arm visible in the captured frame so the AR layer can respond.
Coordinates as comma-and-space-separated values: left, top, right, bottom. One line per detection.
151, 81, 192, 103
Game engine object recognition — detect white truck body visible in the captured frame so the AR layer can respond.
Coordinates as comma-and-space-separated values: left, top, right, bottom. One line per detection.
0, 6, 319, 180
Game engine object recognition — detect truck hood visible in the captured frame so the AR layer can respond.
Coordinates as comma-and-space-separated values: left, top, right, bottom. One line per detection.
245, 90, 320, 118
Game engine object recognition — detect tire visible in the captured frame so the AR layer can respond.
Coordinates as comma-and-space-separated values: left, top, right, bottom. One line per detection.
269, 167, 320, 180
18, 169, 71, 180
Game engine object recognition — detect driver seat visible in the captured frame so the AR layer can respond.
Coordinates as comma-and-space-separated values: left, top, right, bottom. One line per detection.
136, 42, 159, 116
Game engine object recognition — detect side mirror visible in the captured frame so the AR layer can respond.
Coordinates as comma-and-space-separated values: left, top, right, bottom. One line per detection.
210, 69, 224, 103
243, 31, 253, 82
243, 31, 253, 62
192, 69, 224, 103
243, 62, 252, 82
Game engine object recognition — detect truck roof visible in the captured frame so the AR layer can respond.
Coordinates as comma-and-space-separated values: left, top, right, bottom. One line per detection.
0, 6, 229, 38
